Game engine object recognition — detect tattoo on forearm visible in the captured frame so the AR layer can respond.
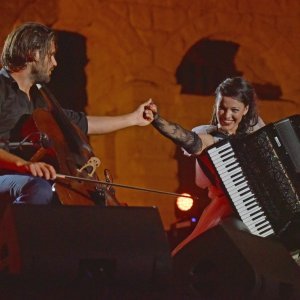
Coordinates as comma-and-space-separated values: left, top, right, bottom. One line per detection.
152, 115, 202, 154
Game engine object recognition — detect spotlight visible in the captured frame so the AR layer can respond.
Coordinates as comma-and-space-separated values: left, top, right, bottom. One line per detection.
175, 193, 201, 221
168, 189, 209, 249
168, 193, 200, 250
176, 193, 193, 212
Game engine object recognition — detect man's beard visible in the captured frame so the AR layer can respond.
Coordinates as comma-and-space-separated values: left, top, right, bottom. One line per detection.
30, 62, 51, 83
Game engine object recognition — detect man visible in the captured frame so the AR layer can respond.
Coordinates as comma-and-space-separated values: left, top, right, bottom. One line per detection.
0, 22, 152, 204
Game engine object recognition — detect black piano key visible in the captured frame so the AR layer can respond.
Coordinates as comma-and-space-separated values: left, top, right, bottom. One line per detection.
226, 179, 244, 189
236, 195, 253, 207
245, 203, 257, 211
237, 206, 258, 219
236, 203, 255, 214
218, 148, 232, 156
221, 153, 235, 161
230, 180, 246, 188
256, 223, 270, 231
227, 165, 239, 172
216, 159, 235, 168
260, 227, 273, 236
237, 185, 249, 192
231, 172, 243, 179
243, 212, 264, 223
221, 156, 235, 163
239, 189, 251, 196
252, 212, 264, 220
255, 219, 268, 227
225, 161, 237, 168
218, 146, 231, 154
250, 209, 262, 217
244, 200, 256, 207
243, 195, 255, 202
232, 174, 244, 182
240, 206, 258, 217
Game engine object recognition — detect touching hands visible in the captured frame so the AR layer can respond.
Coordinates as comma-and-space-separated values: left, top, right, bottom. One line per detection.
132, 99, 157, 126
143, 99, 158, 122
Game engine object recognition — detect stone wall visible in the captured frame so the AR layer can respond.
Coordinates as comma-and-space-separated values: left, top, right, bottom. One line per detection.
0, 0, 299, 229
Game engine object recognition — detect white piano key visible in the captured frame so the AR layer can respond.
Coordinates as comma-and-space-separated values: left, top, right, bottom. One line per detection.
222, 177, 246, 189
258, 227, 274, 237
226, 181, 248, 191
238, 205, 261, 216
246, 216, 267, 227
255, 218, 270, 226
231, 172, 244, 179
228, 189, 251, 200
220, 172, 244, 182
218, 166, 242, 176
214, 157, 237, 168
220, 174, 245, 185
260, 228, 275, 237
231, 196, 255, 207
225, 183, 248, 194
252, 212, 268, 221
256, 222, 272, 231
208, 143, 231, 154
239, 203, 262, 213
248, 220, 269, 231
221, 154, 236, 162
229, 189, 252, 199
211, 150, 234, 161
239, 210, 263, 223
217, 164, 240, 175
235, 198, 257, 210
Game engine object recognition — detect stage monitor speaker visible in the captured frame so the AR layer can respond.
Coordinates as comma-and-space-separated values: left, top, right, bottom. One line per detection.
0, 204, 172, 287
173, 219, 300, 299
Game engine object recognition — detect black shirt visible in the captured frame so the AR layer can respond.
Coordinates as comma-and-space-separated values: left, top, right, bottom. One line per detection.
0, 68, 88, 143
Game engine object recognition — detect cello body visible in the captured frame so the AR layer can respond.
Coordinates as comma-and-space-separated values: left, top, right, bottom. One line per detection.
20, 84, 120, 206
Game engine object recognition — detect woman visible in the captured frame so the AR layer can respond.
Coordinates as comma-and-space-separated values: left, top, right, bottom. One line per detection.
145, 77, 265, 256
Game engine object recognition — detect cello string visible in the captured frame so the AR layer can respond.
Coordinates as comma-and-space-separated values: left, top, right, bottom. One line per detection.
56, 173, 199, 200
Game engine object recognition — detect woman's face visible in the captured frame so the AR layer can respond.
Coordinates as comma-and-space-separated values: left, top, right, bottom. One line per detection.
216, 96, 249, 134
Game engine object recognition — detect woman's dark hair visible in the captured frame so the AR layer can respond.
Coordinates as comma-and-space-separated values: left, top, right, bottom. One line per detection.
1, 22, 56, 72
210, 77, 259, 134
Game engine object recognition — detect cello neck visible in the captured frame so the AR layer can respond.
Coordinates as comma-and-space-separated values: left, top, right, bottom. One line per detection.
36, 83, 92, 152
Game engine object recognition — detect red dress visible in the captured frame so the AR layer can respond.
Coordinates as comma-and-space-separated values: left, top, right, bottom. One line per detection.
172, 125, 234, 256
172, 185, 233, 256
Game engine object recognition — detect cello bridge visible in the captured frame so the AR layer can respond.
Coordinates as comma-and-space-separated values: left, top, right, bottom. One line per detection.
77, 156, 101, 177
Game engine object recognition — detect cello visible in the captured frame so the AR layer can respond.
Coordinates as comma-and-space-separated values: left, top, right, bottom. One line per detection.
19, 83, 120, 207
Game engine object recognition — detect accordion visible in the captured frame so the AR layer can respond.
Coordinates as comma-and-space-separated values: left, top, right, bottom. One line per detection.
198, 115, 300, 239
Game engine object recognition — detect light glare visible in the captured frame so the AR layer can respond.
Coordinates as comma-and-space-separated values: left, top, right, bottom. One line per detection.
176, 193, 193, 211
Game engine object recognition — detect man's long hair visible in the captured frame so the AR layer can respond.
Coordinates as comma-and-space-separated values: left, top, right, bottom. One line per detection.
210, 77, 259, 135
1, 22, 56, 72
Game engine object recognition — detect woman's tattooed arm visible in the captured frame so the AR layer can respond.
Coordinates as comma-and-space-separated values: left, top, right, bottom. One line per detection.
152, 114, 202, 154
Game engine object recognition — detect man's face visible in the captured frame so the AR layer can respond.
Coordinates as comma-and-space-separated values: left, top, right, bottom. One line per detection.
30, 41, 57, 83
